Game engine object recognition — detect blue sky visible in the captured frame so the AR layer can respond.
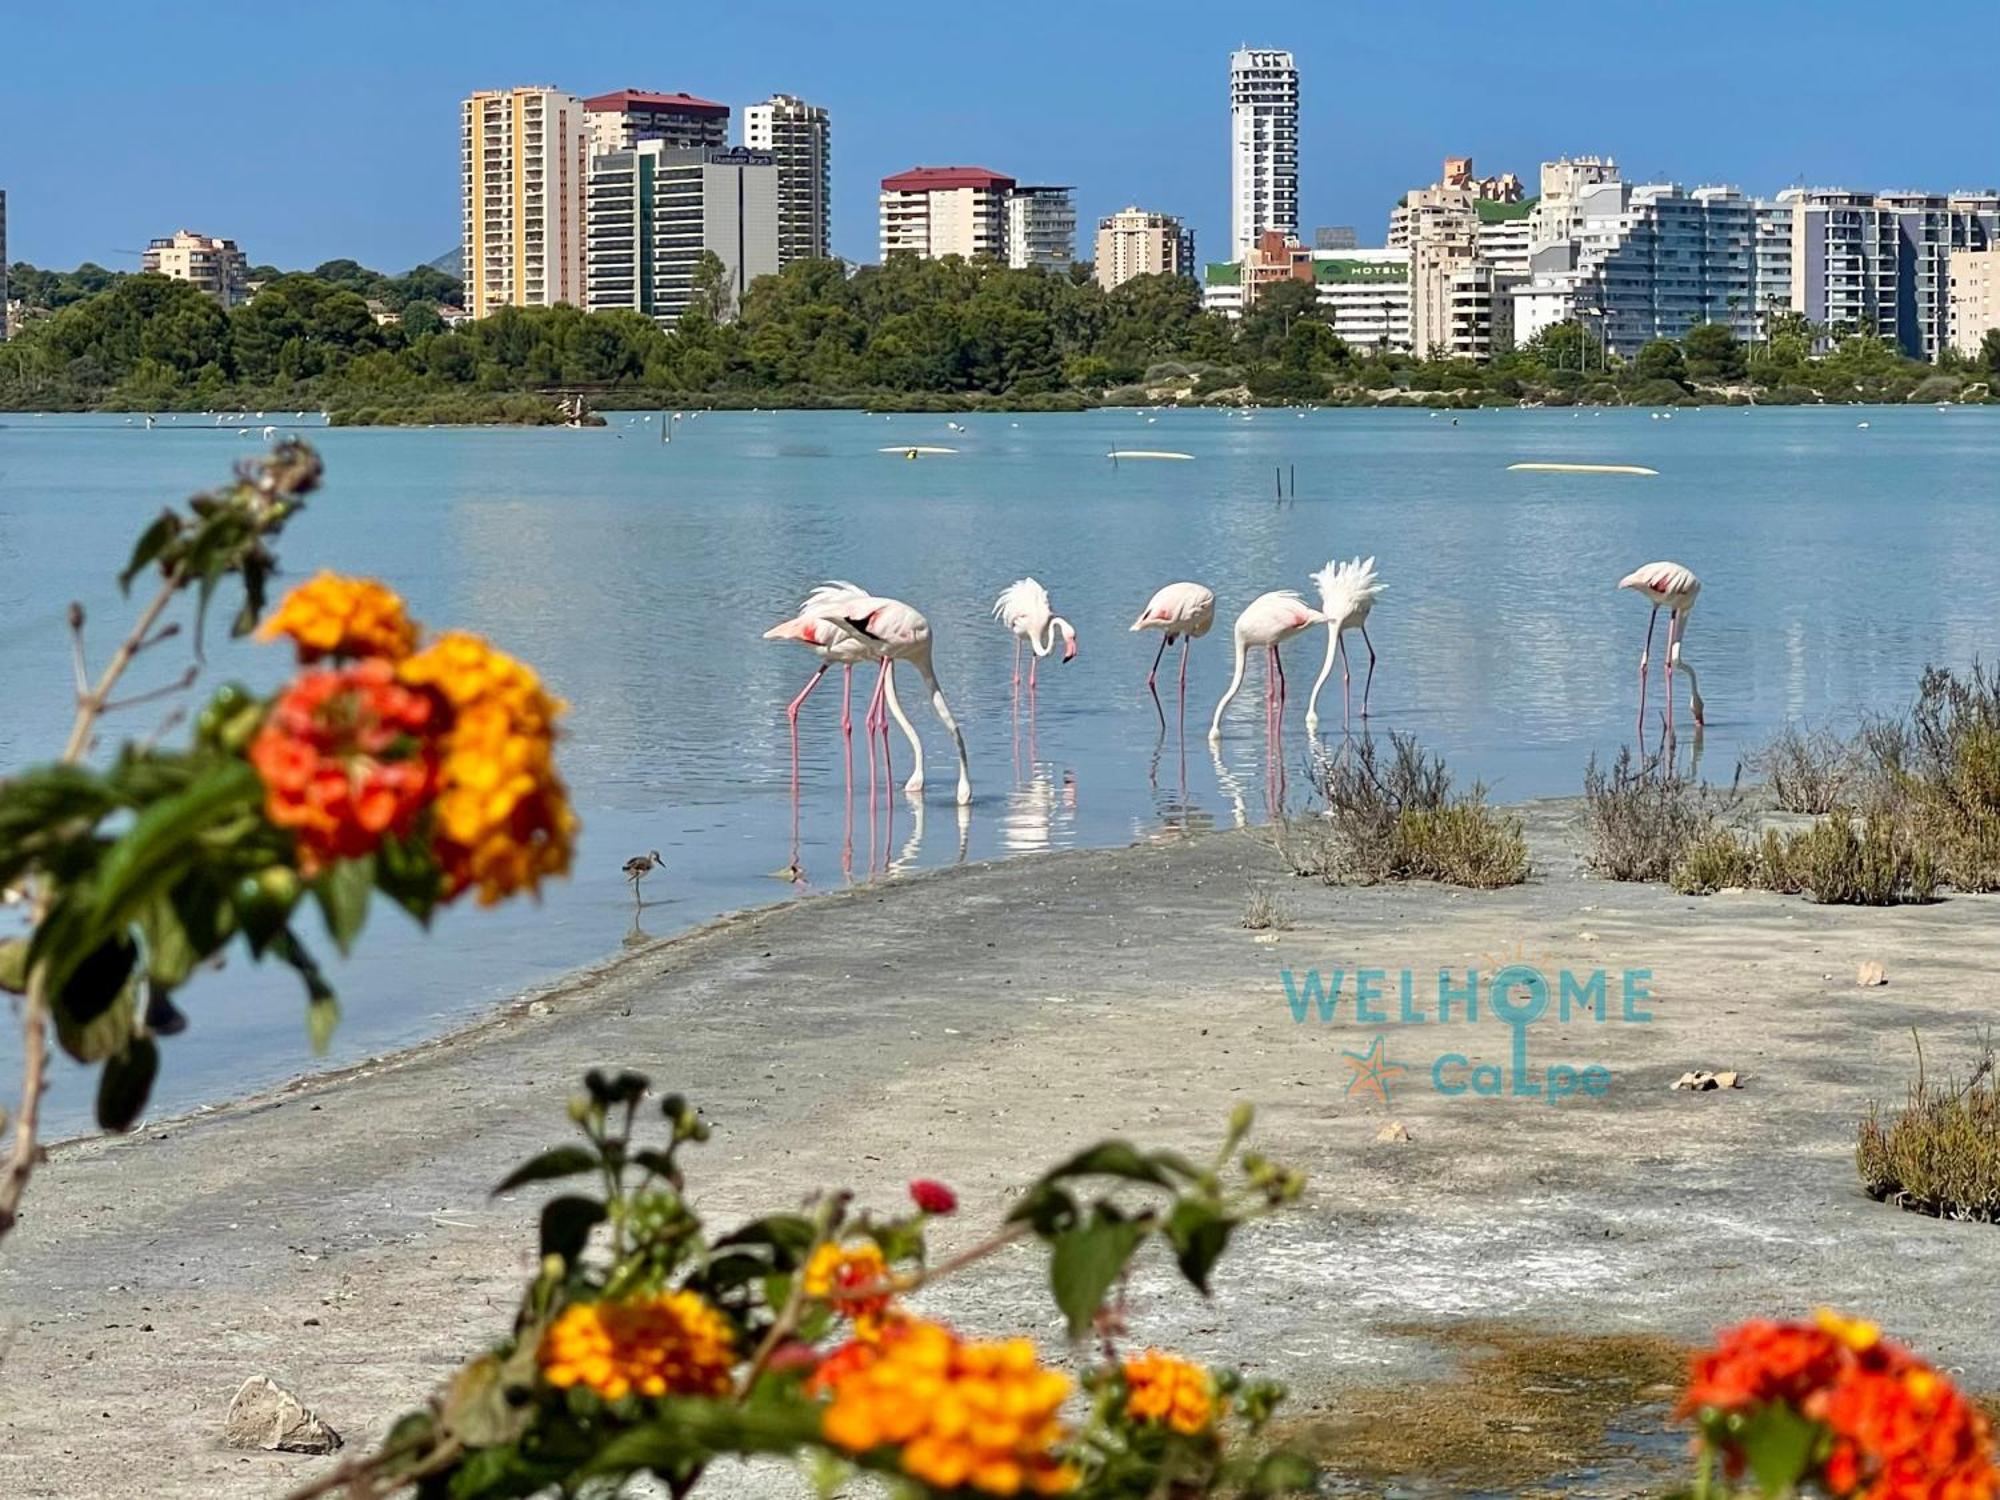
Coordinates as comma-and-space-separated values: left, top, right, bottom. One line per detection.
4, 0, 1997, 275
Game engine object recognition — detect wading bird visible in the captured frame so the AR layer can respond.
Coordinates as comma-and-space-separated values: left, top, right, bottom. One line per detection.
622, 850, 663, 910
1209, 592, 1328, 741
993, 578, 1077, 693
1130, 582, 1216, 726
811, 594, 973, 805
1618, 561, 1705, 736
763, 582, 922, 780
1306, 557, 1388, 733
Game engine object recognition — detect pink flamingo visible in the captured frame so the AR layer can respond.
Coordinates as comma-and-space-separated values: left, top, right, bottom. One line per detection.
1208, 591, 1328, 741
1306, 556, 1388, 733
993, 577, 1078, 693
1618, 561, 1705, 737
812, 593, 973, 805
1130, 581, 1216, 727
763, 581, 921, 781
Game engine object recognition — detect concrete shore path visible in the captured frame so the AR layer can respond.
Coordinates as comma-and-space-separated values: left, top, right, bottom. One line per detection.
4, 805, 1998, 1496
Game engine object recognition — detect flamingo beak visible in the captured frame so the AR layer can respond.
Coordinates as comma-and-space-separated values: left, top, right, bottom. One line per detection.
1063, 636, 1078, 663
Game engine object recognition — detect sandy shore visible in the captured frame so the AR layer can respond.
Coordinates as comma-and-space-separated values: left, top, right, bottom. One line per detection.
4, 802, 1999, 1497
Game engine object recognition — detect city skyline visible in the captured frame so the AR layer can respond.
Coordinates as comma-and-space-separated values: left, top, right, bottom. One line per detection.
4, 0, 2000, 276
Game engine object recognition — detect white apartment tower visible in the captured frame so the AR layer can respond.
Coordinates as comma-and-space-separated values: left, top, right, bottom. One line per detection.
1229, 48, 1299, 260
744, 94, 832, 266
462, 87, 590, 318
1005, 186, 1077, 272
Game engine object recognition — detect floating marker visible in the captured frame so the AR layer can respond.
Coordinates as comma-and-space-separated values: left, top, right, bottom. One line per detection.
1107, 450, 1195, 461
879, 445, 958, 456
1507, 462, 1658, 477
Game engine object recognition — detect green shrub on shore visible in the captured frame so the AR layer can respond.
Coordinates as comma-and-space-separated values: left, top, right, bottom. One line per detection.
1859, 1042, 2000, 1222
1281, 733, 1527, 888
1749, 723, 1857, 814
1582, 748, 1743, 883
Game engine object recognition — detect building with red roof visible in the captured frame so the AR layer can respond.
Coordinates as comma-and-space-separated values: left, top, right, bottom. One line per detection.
584, 89, 729, 155
879, 166, 1021, 263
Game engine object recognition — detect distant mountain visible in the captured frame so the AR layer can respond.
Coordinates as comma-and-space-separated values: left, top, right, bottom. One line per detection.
427, 248, 463, 279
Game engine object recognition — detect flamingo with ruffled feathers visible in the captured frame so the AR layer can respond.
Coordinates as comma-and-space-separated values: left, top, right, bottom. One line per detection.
1618, 561, 1705, 737
811, 594, 973, 805
993, 577, 1077, 693
1130, 582, 1216, 727
762, 581, 922, 780
1209, 591, 1328, 741
1306, 557, 1387, 733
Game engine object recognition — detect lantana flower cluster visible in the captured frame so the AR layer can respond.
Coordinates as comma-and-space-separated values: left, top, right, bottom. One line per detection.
1682, 1309, 1998, 1499
539, 1290, 737, 1401
251, 573, 575, 903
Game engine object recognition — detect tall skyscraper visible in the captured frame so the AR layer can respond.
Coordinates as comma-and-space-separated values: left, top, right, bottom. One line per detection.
1005, 186, 1076, 272
584, 90, 729, 156
140, 230, 250, 308
1229, 48, 1298, 260
744, 94, 832, 267
587, 144, 779, 324
462, 87, 590, 317
879, 167, 1015, 261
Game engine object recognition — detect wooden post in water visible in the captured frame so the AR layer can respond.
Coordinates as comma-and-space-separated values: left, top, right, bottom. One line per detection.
1289, 463, 1296, 499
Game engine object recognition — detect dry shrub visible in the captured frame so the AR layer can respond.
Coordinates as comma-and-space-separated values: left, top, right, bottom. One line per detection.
1240, 885, 1294, 931
1582, 747, 1743, 882
1858, 1041, 2000, 1222
1279, 733, 1527, 889
1888, 665, 2000, 891
1786, 809, 1937, 905
1749, 723, 1858, 814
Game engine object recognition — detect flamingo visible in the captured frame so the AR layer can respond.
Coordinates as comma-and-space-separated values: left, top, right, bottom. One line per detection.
622, 850, 663, 910
1209, 591, 1328, 741
1130, 582, 1216, 726
1618, 561, 1705, 736
811, 594, 973, 805
763, 582, 922, 776
1305, 557, 1388, 733
993, 577, 1077, 692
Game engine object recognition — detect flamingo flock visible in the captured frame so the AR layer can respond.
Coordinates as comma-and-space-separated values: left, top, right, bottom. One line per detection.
759, 556, 1709, 823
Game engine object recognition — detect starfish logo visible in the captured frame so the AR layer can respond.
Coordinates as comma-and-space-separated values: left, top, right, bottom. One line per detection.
1342, 1034, 1407, 1104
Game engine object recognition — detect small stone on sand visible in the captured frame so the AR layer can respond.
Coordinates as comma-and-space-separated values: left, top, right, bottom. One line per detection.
1857, 961, 1887, 987
1376, 1121, 1411, 1143
1672, 1070, 1743, 1092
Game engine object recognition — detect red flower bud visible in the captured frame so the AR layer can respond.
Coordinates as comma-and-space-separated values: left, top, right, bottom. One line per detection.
909, 1179, 957, 1215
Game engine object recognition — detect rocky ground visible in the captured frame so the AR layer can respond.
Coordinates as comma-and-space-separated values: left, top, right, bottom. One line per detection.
4, 802, 1997, 1498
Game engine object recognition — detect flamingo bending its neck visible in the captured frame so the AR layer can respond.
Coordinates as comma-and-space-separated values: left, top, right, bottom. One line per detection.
993, 577, 1077, 693
813, 594, 973, 806
1618, 561, 1705, 736
1209, 591, 1327, 741
1306, 556, 1388, 733
763, 581, 921, 778
1130, 581, 1216, 727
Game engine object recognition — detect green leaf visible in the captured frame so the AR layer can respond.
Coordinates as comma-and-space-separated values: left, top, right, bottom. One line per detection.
0, 938, 28, 995
1043, 1140, 1176, 1188
96, 1035, 160, 1132
138, 894, 199, 988
269, 927, 335, 1003
1246, 1450, 1317, 1495
0, 763, 116, 889
375, 832, 445, 925
714, 1213, 818, 1264
437, 1351, 535, 1448
493, 1146, 601, 1195
52, 937, 138, 1063
119, 510, 183, 592
313, 855, 374, 956
540, 1195, 606, 1263
1006, 1181, 1079, 1235
1738, 1403, 1826, 1496
90, 761, 262, 933
1166, 1199, 1236, 1296
1049, 1211, 1147, 1338
305, 995, 340, 1054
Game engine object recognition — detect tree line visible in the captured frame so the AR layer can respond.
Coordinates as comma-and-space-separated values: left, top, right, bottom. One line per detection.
3, 252, 1995, 416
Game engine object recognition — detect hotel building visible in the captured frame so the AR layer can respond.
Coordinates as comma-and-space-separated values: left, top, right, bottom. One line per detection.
587, 144, 778, 324
461, 87, 589, 316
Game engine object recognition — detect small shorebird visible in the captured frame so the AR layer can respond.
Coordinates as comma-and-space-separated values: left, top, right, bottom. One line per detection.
622, 850, 663, 910
1130, 581, 1216, 726
1618, 561, 1705, 736
1306, 557, 1388, 733
993, 577, 1077, 693
1209, 592, 1328, 741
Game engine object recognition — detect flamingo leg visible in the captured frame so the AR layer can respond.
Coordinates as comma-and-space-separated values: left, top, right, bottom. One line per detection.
1273, 644, 1288, 715
840, 665, 853, 737
1146, 634, 1168, 730
1637, 606, 1659, 740
787, 664, 828, 723
1663, 611, 1679, 740
1339, 631, 1352, 731
1012, 636, 1022, 692
1029, 651, 1038, 694
1360, 625, 1378, 718
1178, 637, 1192, 729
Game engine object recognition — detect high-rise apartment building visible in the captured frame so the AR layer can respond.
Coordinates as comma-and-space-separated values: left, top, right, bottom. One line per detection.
1094, 207, 1194, 290
879, 167, 1015, 261
744, 94, 831, 267
1229, 48, 1299, 260
584, 90, 729, 156
140, 230, 250, 308
1528, 156, 1620, 252
462, 87, 589, 317
1948, 247, 2000, 358
587, 144, 779, 324
1005, 186, 1076, 272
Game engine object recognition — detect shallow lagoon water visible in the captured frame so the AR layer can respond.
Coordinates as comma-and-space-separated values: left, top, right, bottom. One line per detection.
2, 404, 1996, 1132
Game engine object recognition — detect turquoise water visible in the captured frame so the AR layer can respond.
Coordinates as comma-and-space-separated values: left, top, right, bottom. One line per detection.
3, 405, 1997, 1132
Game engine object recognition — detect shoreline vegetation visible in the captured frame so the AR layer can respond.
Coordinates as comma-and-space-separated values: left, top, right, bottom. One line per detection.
5, 254, 1997, 425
